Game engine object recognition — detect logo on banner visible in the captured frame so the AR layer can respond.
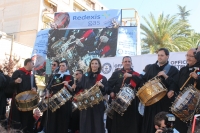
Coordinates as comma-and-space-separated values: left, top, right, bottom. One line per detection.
102, 63, 112, 74
118, 49, 123, 54
102, 12, 110, 19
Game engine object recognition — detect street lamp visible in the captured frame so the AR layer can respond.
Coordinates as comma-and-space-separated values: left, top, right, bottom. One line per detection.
0, 31, 14, 62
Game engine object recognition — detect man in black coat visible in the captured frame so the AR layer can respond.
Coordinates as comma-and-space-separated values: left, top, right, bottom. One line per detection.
140, 48, 179, 133
44, 60, 74, 133
108, 56, 142, 133
69, 69, 83, 133
174, 48, 200, 133
8, 58, 37, 133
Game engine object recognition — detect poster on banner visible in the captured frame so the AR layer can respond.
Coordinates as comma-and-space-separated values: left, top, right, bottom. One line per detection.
116, 26, 137, 56
47, 28, 118, 74
31, 29, 50, 75
54, 9, 121, 29
100, 52, 187, 79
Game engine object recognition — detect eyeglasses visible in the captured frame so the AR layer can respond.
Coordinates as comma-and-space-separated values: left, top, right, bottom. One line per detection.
51, 64, 57, 66
185, 54, 195, 58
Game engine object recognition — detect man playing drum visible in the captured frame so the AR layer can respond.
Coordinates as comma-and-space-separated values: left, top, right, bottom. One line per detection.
139, 48, 179, 133
108, 56, 142, 133
174, 48, 200, 133
8, 58, 37, 133
43, 60, 74, 133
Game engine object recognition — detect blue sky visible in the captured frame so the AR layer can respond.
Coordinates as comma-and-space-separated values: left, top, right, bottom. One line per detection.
99, 0, 200, 33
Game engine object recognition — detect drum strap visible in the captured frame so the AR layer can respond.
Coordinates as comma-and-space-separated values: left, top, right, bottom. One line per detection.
163, 64, 171, 74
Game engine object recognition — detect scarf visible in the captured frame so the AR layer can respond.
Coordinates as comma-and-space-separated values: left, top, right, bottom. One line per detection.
121, 68, 140, 88
19, 67, 31, 75
58, 70, 70, 78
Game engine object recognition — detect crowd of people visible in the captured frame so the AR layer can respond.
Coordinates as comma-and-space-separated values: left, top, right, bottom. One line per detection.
0, 47, 200, 133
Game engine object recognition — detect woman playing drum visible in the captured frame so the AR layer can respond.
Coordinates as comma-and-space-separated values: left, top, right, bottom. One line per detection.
78, 58, 108, 133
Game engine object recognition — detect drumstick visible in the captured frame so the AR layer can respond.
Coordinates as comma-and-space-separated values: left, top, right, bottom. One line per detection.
180, 69, 198, 90
51, 80, 72, 87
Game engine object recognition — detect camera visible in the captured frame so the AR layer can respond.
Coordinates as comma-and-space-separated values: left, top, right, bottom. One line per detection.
162, 114, 175, 133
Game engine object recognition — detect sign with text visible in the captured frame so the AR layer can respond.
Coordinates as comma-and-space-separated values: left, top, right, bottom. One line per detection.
116, 26, 137, 56
54, 9, 121, 29
100, 52, 187, 79
31, 29, 50, 75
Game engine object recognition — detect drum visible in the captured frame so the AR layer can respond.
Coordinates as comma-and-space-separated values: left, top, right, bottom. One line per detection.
87, 85, 104, 106
111, 86, 135, 116
37, 99, 48, 112
49, 88, 72, 112
15, 91, 39, 111
73, 85, 104, 110
136, 77, 167, 106
171, 85, 200, 122
73, 90, 90, 110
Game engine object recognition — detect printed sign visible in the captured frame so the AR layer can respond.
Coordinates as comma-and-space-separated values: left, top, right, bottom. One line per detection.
116, 26, 137, 56
54, 9, 121, 29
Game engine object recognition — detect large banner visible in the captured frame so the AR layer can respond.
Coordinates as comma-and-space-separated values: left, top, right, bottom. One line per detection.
100, 52, 187, 79
47, 28, 118, 74
54, 9, 121, 29
116, 26, 137, 56
31, 29, 50, 75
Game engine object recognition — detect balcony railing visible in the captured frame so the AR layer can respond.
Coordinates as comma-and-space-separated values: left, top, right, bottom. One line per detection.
44, 0, 58, 7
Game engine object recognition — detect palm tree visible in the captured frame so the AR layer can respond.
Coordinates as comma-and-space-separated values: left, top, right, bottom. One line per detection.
177, 5, 190, 22
177, 31, 200, 49
141, 13, 190, 53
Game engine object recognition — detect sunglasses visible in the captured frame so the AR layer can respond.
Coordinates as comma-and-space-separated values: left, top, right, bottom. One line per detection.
51, 64, 57, 66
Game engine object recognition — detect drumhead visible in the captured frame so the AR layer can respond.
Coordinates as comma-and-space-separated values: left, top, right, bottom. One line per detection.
15, 91, 38, 102
174, 89, 192, 108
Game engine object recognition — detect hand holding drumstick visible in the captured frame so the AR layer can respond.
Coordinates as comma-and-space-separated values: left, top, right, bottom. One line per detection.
96, 79, 104, 88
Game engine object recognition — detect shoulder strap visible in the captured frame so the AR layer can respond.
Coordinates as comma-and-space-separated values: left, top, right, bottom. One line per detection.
163, 64, 171, 74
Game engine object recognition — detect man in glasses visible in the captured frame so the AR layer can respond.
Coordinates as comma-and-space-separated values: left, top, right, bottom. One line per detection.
174, 48, 200, 133
51, 60, 59, 72
45, 60, 60, 85
69, 69, 83, 133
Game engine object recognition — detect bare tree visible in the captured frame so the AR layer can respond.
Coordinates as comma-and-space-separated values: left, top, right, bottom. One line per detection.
1, 54, 21, 76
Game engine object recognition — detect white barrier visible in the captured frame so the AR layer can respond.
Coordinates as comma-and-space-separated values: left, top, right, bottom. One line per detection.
100, 52, 187, 79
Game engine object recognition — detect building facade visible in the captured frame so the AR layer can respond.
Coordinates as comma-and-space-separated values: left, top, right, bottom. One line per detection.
0, 0, 107, 47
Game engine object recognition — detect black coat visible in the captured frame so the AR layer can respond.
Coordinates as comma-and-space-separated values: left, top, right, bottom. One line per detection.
108, 68, 142, 133
8, 69, 37, 133
0, 72, 6, 120
69, 79, 82, 131
174, 61, 200, 133
79, 72, 108, 133
140, 62, 179, 133
45, 74, 74, 133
